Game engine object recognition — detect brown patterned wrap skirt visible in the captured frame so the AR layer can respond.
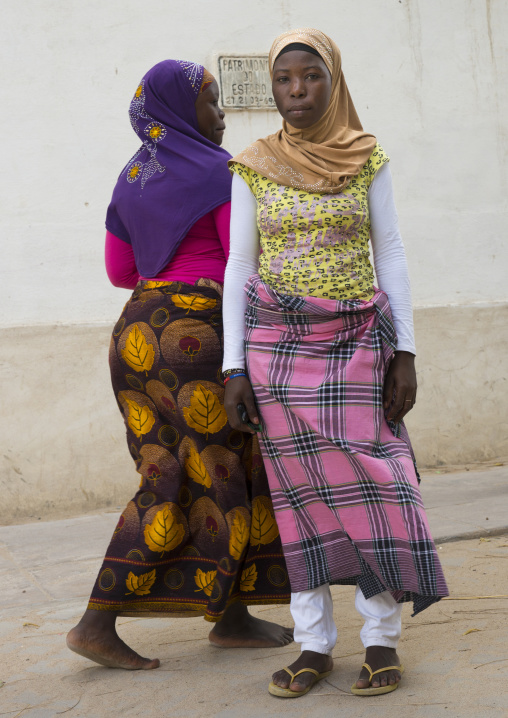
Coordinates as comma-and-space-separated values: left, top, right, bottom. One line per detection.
88, 279, 290, 620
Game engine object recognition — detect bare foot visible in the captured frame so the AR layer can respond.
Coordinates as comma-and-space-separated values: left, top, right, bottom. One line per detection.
271, 650, 333, 693
209, 602, 294, 648
66, 609, 160, 670
355, 646, 401, 689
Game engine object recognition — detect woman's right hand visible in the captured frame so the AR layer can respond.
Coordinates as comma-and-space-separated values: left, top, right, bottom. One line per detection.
224, 376, 259, 434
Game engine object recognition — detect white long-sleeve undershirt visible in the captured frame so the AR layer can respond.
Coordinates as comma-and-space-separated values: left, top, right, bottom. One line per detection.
222, 163, 416, 371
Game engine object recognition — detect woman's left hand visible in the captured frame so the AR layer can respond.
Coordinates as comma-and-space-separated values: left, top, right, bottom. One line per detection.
383, 351, 417, 424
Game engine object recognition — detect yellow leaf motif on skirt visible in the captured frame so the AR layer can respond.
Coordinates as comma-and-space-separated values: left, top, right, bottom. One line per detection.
125, 569, 156, 596
183, 384, 228, 439
144, 505, 185, 556
121, 324, 155, 374
229, 511, 249, 560
185, 444, 212, 491
183, 384, 227, 438
171, 294, 217, 314
194, 568, 217, 596
250, 497, 279, 550
240, 563, 257, 592
123, 396, 155, 440
144, 281, 169, 289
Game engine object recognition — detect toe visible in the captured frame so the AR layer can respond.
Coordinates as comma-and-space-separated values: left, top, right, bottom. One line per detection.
272, 670, 291, 689
145, 658, 160, 670
356, 669, 370, 689
289, 680, 308, 693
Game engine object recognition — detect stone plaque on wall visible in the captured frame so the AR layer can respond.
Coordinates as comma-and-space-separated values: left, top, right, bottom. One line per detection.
217, 55, 276, 110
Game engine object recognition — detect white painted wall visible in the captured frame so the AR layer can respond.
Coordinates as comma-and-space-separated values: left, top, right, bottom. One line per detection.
2, 0, 507, 328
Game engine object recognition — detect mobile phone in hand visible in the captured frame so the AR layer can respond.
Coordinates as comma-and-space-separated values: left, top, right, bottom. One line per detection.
237, 402, 261, 432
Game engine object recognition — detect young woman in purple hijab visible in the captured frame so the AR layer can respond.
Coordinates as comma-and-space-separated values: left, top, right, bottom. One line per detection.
66, 60, 292, 670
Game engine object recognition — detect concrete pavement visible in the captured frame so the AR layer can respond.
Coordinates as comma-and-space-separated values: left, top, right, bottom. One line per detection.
1, 465, 507, 718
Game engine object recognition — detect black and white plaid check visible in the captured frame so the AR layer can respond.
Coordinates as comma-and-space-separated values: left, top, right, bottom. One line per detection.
300, 535, 331, 587
315, 484, 335, 509
327, 338, 358, 362
261, 436, 280, 459
283, 487, 305, 511
291, 431, 320, 458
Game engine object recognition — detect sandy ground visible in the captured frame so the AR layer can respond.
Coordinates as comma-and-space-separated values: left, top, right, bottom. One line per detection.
1, 534, 508, 718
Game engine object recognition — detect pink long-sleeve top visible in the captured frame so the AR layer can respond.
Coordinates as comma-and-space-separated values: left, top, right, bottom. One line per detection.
105, 202, 231, 289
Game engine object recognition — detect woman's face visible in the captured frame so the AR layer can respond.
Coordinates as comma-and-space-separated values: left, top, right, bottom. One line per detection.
272, 50, 332, 129
195, 79, 226, 145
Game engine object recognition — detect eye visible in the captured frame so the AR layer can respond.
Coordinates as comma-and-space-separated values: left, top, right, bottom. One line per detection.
306, 73, 319, 80
276, 76, 289, 83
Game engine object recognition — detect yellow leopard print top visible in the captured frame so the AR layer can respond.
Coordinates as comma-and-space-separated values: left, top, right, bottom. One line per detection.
231, 143, 389, 301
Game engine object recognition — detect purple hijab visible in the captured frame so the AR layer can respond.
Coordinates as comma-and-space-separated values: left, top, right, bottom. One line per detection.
106, 60, 232, 278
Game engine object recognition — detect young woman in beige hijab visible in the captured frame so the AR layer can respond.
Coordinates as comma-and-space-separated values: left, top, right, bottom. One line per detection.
222, 29, 448, 698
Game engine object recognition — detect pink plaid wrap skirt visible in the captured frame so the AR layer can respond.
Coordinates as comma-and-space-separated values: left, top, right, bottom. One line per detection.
244, 275, 448, 615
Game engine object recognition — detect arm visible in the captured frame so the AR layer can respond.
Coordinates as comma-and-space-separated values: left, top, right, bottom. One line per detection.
212, 201, 231, 260
369, 164, 417, 422
222, 172, 261, 432
105, 231, 140, 289
222, 173, 260, 370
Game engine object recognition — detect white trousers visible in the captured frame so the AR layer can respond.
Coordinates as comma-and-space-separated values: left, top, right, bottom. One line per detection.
290, 584, 403, 656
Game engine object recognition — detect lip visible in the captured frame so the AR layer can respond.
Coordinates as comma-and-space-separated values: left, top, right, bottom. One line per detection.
287, 108, 311, 119
216, 126, 226, 133
288, 106, 311, 113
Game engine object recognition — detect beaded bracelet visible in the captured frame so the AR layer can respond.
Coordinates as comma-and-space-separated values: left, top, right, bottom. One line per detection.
223, 373, 247, 384
222, 367, 245, 378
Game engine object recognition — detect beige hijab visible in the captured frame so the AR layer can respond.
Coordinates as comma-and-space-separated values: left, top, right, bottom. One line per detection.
230, 28, 376, 194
